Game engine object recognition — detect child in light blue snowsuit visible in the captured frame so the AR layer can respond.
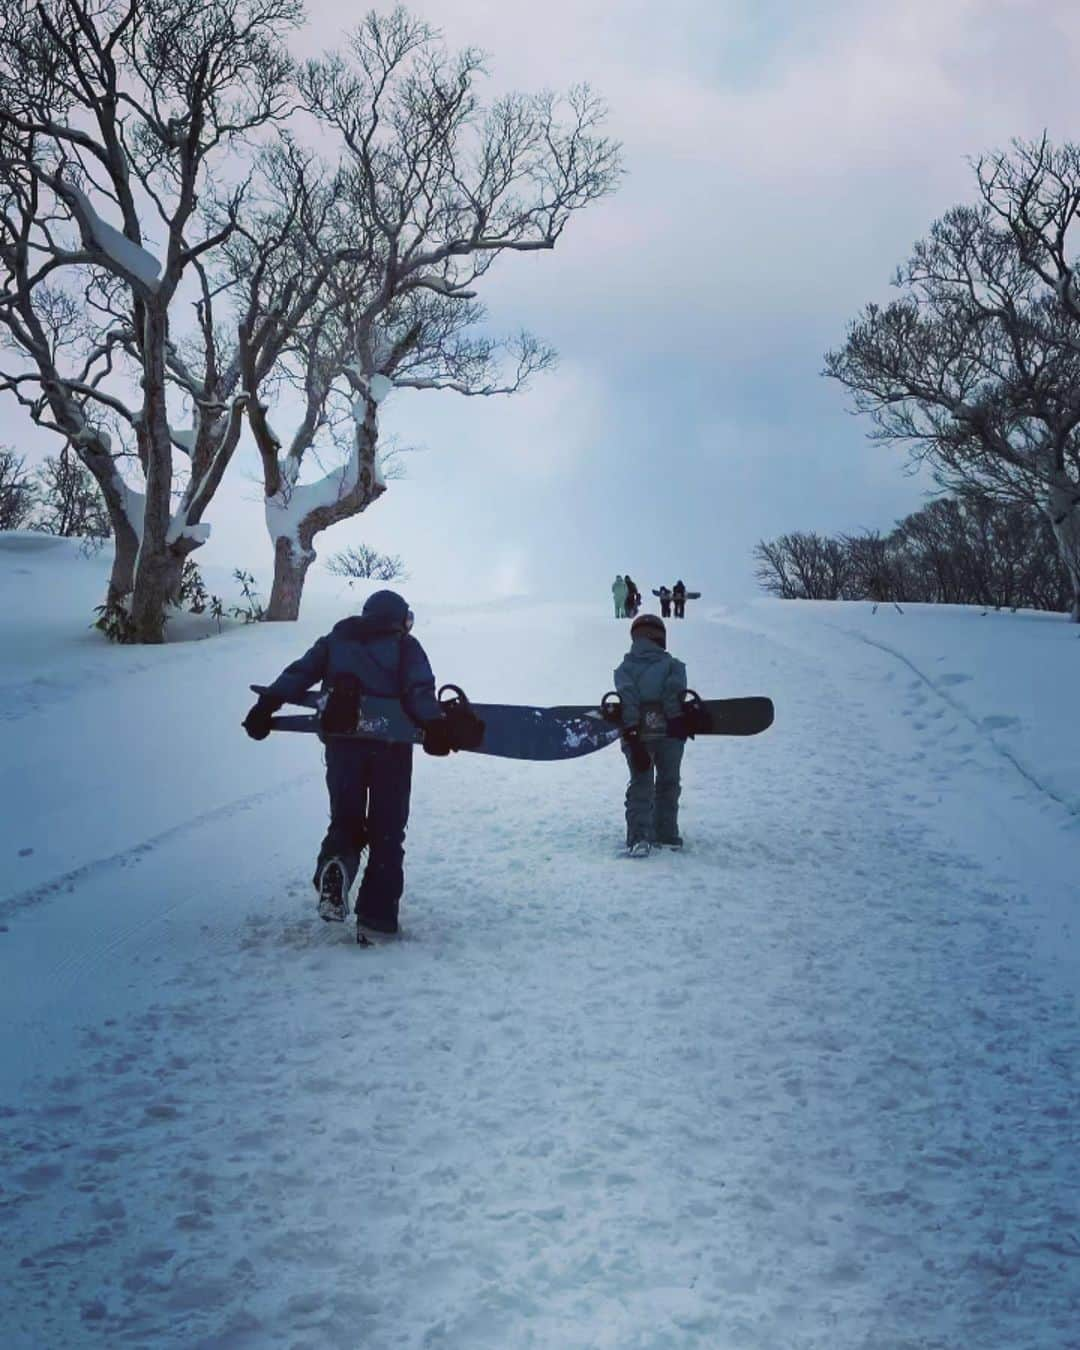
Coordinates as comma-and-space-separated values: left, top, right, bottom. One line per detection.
614, 613, 689, 854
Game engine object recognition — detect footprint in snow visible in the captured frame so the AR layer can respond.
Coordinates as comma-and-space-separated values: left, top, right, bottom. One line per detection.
981, 714, 1020, 731
937, 673, 973, 686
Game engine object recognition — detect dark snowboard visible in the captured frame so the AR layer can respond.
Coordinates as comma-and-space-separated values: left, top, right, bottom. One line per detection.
252, 686, 774, 761
653, 589, 701, 599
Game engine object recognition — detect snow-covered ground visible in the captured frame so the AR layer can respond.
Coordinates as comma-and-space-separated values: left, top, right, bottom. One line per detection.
1, 537, 1078, 1348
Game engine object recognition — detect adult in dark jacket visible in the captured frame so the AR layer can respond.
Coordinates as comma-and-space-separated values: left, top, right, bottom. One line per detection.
655, 585, 673, 618
672, 580, 687, 619
623, 574, 641, 618
242, 590, 457, 936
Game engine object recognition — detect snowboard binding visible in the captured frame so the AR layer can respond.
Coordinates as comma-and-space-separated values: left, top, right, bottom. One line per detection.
680, 690, 713, 738
600, 691, 623, 725
437, 683, 486, 751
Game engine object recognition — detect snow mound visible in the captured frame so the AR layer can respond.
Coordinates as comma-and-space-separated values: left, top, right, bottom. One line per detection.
0, 530, 74, 554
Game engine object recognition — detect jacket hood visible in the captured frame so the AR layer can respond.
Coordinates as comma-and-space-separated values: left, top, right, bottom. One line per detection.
624, 637, 669, 663
332, 589, 411, 641
362, 589, 410, 625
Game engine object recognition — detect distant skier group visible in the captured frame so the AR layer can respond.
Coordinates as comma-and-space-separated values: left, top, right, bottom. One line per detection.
612, 575, 696, 620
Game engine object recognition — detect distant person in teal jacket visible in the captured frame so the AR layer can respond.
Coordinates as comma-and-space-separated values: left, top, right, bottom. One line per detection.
612, 574, 629, 618
614, 613, 689, 856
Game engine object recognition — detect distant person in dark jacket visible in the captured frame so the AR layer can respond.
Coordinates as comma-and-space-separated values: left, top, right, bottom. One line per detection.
655, 585, 673, 618
242, 590, 463, 938
673, 580, 687, 619
624, 574, 641, 618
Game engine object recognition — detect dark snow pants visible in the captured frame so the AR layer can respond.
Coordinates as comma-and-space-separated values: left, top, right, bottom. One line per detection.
623, 737, 684, 845
315, 739, 413, 929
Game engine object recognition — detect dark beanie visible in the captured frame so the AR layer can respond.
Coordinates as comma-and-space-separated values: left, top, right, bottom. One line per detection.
630, 614, 666, 648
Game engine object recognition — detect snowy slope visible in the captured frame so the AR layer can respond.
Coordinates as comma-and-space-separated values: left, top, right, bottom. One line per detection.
1, 540, 1078, 1349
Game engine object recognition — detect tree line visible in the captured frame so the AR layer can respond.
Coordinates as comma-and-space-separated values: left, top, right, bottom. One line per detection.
821, 137, 1080, 622
0, 1, 620, 641
0, 444, 108, 538
754, 493, 1070, 612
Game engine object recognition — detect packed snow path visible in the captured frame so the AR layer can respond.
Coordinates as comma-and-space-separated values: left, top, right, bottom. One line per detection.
1, 585, 1078, 1346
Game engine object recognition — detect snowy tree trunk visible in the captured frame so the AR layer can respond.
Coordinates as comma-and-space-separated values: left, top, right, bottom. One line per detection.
262, 389, 387, 621
267, 536, 316, 622
108, 513, 139, 604
1047, 477, 1080, 622
130, 307, 177, 644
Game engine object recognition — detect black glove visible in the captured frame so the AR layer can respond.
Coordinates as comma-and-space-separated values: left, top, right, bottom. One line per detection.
242, 695, 279, 741
443, 702, 485, 751
422, 718, 453, 756
622, 728, 651, 773
666, 714, 693, 742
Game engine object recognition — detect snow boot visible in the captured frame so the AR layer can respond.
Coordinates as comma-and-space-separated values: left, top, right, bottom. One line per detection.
356, 914, 400, 946
317, 858, 349, 922
627, 840, 651, 859
655, 836, 683, 850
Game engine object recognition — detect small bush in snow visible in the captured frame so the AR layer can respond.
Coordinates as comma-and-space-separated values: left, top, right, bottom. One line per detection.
327, 545, 408, 584
92, 596, 137, 644
230, 570, 265, 624
178, 561, 225, 628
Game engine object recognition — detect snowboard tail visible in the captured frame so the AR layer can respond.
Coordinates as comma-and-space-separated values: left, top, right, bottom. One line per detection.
681, 691, 773, 736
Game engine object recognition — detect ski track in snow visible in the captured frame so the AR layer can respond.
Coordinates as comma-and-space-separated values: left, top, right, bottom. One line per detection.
1, 606, 1079, 1348
0, 772, 317, 923
817, 620, 1079, 821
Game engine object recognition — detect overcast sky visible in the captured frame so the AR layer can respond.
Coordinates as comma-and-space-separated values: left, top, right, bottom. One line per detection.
11, 0, 1080, 607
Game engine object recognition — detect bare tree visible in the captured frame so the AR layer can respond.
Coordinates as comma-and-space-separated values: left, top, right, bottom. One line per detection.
237, 9, 621, 621
839, 529, 906, 610
0, 446, 36, 529
326, 543, 407, 583
892, 497, 965, 603
0, 0, 300, 639
752, 537, 799, 599
751, 531, 849, 600
975, 138, 1080, 617
33, 445, 109, 537
825, 197, 1080, 621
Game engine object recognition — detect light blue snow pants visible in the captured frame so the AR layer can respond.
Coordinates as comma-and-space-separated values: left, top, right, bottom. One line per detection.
623, 737, 684, 844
